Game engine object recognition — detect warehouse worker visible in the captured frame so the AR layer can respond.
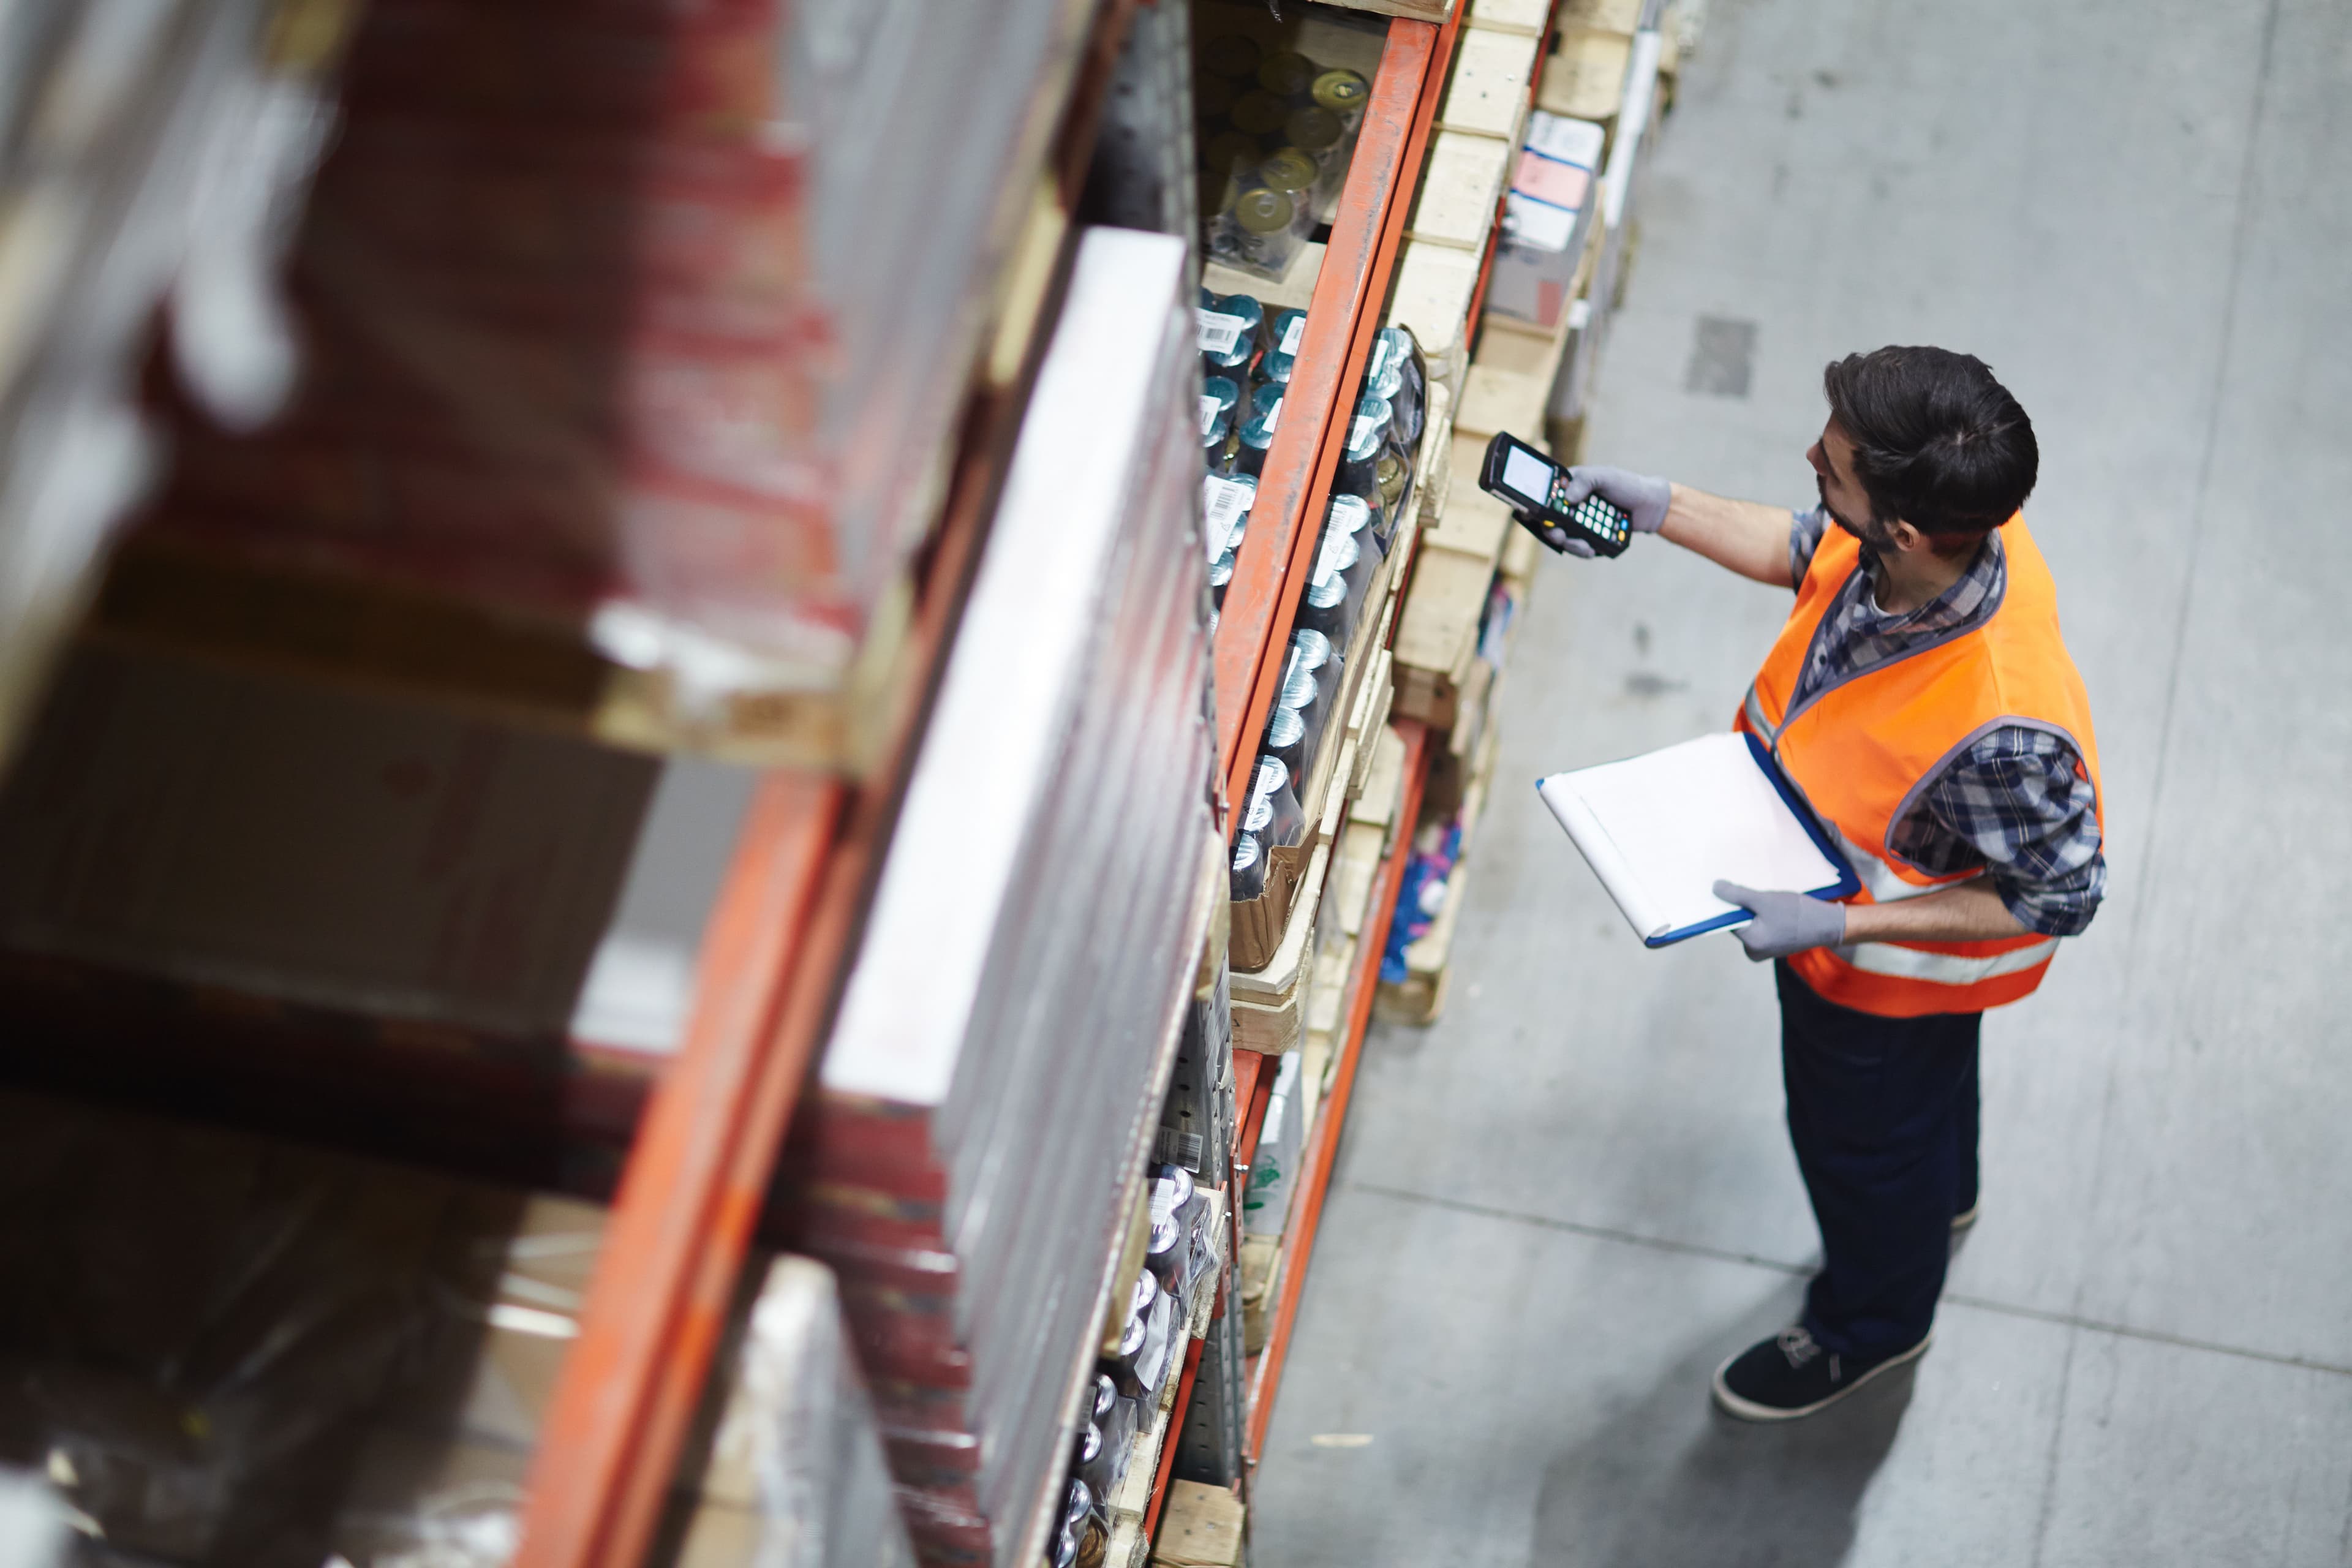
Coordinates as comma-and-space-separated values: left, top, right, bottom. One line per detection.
1565, 346, 2103, 1422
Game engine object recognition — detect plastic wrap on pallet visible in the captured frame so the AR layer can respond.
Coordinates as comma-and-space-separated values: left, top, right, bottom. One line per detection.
127, 0, 1096, 731
0, 0, 353, 767
799, 229, 1217, 1568
0, 1088, 916, 1568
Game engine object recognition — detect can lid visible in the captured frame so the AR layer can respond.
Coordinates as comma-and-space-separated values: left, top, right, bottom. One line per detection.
1292, 627, 1335, 668
1069, 1480, 1094, 1522
1079, 1423, 1102, 1463
1266, 704, 1305, 747
1258, 50, 1317, 96
1232, 186, 1297, 235
1329, 492, 1371, 533
1215, 292, 1266, 330
1313, 68, 1370, 112
1251, 383, 1284, 420
1232, 832, 1264, 871
1209, 549, 1236, 588
1094, 1373, 1117, 1417
1253, 753, 1292, 799
1286, 105, 1343, 153
1259, 146, 1319, 194
1204, 375, 1240, 410
1231, 89, 1289, 136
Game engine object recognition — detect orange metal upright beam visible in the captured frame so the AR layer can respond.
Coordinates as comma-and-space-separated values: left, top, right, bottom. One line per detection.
1246, 718, 1428, 1457
1211, 10, 1461, 821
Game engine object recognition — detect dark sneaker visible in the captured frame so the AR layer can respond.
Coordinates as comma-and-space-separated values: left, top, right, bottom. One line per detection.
1710, 1325, 1932, 1422
1951, 1200, 1980, 1231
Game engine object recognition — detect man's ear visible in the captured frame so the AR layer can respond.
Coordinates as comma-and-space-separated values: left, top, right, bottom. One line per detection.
1887, 519, 1929, 555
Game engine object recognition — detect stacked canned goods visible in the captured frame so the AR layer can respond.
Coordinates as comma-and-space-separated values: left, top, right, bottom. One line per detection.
1194, 28, 1369, 281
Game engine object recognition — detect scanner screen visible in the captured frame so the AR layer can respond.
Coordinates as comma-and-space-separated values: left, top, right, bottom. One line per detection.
1502, 445, 1553, 506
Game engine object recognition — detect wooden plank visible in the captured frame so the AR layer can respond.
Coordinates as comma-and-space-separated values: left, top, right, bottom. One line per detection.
1425, 432, 1517, 559
1537, 27, 1632, 120
1556, 0, 1643, 31
1390, 546, 1494, 676
1404, 130, 1512, 251
1435, 26, 1539, 141
1152, 1481, 1246, 1568
1385, 241, 1483, 386
1465, 0, 1552, 37
1230, 842, 1332, 1054
1313, 0, 1455, 20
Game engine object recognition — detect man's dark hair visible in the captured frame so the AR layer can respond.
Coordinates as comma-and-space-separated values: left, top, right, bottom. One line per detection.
1822, 347, 2037, 538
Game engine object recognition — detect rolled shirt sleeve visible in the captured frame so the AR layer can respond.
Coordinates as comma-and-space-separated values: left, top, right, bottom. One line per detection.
1896, 726, 2106, 938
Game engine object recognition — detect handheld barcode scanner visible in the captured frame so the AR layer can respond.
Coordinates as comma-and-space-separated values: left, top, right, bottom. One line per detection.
1479, 431, 1633, 557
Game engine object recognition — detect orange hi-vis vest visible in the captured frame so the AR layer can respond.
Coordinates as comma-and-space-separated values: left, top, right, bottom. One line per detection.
1735, 515, 2102, 1018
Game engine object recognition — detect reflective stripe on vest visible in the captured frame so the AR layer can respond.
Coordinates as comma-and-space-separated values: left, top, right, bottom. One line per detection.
1742, 514, 2103, 1019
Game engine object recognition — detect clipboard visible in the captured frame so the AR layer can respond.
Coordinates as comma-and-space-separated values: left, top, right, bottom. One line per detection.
1536, 732, 1861, 948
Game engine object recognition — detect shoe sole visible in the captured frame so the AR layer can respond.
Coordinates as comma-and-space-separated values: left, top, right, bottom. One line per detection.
1951, 1204, 1980, 1232
1709, 1332, 1934, 1423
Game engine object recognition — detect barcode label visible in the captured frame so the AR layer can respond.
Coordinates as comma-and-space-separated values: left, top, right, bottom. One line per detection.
1199, 395, 1220, 435
1150, 1177, 1180, 1226
1351, 413, 1379, 448
1264, 397, 1282, 432
1281, 314, 1306, 355
1202, 475, 1253, 558
1154, 1126, 1206, 1170
1197, 309, 1246, 355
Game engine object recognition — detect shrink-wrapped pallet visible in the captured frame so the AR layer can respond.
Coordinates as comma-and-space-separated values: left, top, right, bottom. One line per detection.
797, 228, 1219, 1567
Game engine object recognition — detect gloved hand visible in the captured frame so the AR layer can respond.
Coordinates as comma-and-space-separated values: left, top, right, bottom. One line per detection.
1540, 465, 1673, 557
1713, 880, 1847, 962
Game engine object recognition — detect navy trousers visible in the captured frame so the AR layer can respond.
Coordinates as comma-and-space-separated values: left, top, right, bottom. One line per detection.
1775, 960, 1981, 1359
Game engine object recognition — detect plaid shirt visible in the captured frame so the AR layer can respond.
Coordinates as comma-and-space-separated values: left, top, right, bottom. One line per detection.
1788, 508, 2105, 937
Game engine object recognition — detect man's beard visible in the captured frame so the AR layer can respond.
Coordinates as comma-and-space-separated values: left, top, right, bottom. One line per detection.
1820, 481, 1897, 553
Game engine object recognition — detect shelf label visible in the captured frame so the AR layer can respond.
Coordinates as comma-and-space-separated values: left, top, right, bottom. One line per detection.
1197, 309, 1247, 356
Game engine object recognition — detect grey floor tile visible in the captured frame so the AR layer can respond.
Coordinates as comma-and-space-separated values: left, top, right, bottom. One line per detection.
2034, 1330, 2352, 1567
1253, 1186, 2076, 1568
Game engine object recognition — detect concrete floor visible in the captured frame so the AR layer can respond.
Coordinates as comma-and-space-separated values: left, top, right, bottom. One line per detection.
1256, 1, 2352, 1562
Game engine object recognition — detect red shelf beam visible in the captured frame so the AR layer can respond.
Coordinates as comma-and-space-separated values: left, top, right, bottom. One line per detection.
1211, 9, 1464, 824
